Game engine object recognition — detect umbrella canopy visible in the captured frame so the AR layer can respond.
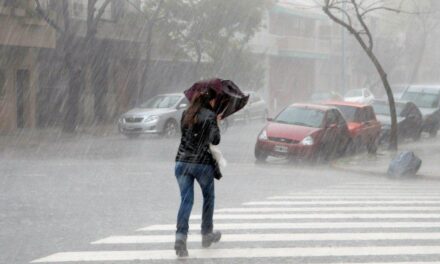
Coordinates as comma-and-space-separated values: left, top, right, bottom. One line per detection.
184, 78, 249, 119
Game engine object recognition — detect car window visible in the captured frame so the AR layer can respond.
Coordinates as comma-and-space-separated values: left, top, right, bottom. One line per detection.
365, 106, 376, 121
178, 97, 189, 106
333, 110, 346, 126
401, 91, 440, 109
372, 101, 405, 116
365, 90, 371, 97
274, 106, 324, 128
332, 105, 357, 122
140, 95, 181, 109
326, 110, 338, 125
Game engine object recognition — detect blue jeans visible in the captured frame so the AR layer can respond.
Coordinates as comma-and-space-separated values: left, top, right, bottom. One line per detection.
175, 162, 215, 240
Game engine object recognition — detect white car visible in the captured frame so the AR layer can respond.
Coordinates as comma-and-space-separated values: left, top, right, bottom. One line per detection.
344, 88, 375, 104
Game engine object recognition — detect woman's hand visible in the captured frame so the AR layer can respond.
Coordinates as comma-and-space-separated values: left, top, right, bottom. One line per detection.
217, 114, 223, 122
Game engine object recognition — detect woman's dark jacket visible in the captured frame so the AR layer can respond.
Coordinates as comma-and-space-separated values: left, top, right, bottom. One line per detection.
175, 106, 221, 165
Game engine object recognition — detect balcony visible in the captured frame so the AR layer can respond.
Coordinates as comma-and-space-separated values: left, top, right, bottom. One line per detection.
249, 32, 335, 59
0, 4, 56, 48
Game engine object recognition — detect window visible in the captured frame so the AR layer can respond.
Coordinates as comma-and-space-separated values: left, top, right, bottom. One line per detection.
365, 106, 376, 121
326, 110, 338, 125
0, 69, 5, 98
274, 107, 324, 128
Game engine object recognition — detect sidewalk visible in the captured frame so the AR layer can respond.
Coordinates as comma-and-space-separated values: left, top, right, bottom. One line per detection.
0, 124, 118, 149
332, 136, 440, 179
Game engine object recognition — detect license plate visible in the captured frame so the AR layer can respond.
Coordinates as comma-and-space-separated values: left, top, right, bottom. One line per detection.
274, 145, 288, 153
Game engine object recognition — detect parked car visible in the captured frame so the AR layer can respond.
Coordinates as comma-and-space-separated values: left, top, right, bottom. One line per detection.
254, 103, 351, 162
233, 91, 268, 122
324, 101, 381, 153
401, 85, 440, 137
372, 100, 423, 143
118, 93, 188, 138
344, 88, 375, 104
391, 84, 410, 100
309, 90, 343, 102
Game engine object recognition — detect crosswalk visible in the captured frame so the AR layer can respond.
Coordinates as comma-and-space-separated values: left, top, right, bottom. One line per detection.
32, 180, 440, 263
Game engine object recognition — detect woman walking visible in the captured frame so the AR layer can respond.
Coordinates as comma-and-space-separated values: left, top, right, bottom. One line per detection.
174, 88, 222, 257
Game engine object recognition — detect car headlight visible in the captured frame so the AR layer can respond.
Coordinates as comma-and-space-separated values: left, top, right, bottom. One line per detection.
144, 115, 159, 123
118, 117, 125, 123
301, 135, 314, 146
258, 129, 268, 140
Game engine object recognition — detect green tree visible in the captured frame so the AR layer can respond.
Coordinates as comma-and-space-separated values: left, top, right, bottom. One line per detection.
322, 0, 408, 150
168, 0, 272, 87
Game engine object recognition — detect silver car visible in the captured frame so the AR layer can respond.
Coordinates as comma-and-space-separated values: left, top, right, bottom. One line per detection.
233, 91, 268, 122
118, 93, 188, 138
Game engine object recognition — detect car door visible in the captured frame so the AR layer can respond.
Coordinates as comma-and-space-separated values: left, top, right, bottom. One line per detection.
362, 106, 380, 143
175, 97, 189, 125
321, 110, 339, 148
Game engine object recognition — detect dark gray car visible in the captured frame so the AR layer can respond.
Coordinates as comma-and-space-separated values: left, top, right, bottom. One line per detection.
118, 93, 188, 138
401, 85, 440, 137
372, 100, 423, 143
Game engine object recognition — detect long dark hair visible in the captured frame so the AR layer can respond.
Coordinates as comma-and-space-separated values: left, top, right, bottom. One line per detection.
183, 88, 217, 127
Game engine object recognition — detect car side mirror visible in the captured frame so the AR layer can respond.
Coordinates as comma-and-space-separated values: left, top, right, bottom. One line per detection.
267, 117, 273, 122
177, 103, 188, 110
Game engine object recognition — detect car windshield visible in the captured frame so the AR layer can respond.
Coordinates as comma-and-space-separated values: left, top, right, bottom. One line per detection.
332, 105, 357, 122
345, 89, 362, 97
372, 102, 405, 116
274, 106, 324, 128
401, 91, 440, 109
140, 95, 181, 109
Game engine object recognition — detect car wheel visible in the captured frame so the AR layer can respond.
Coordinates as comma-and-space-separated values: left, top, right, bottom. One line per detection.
162, 119, 178, 138
254, 147, 268, 162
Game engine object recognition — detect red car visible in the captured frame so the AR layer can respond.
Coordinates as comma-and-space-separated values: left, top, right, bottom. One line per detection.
324, 101, 381, 153
254, 103, 351, 162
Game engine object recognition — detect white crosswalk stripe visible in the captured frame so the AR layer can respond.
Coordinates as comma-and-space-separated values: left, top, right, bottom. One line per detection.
32, 180, 440, 263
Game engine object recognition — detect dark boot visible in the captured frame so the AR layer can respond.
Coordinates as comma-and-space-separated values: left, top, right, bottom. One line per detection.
174, 239, 188, 257
202, 231, 221, 248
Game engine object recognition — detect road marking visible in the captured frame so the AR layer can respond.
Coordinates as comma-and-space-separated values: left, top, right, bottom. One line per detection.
31, 246, 440, 262
216, 206, 440, 213
191, 213, 440, 220
289, 190, 440, 197
269, 196, 440, 200
327, 186, 440, 190
92, 232, 440, 244
138, 221, 440, 231
244, 201, 440, 206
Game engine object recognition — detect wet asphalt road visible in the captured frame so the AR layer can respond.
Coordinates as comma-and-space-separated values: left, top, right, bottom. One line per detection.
2, 122, 440, 264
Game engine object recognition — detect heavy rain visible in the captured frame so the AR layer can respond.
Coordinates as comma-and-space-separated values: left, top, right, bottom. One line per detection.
1, 0, 440, 263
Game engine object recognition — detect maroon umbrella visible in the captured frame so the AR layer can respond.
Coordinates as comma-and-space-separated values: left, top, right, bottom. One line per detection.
184, 78, 249, 119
